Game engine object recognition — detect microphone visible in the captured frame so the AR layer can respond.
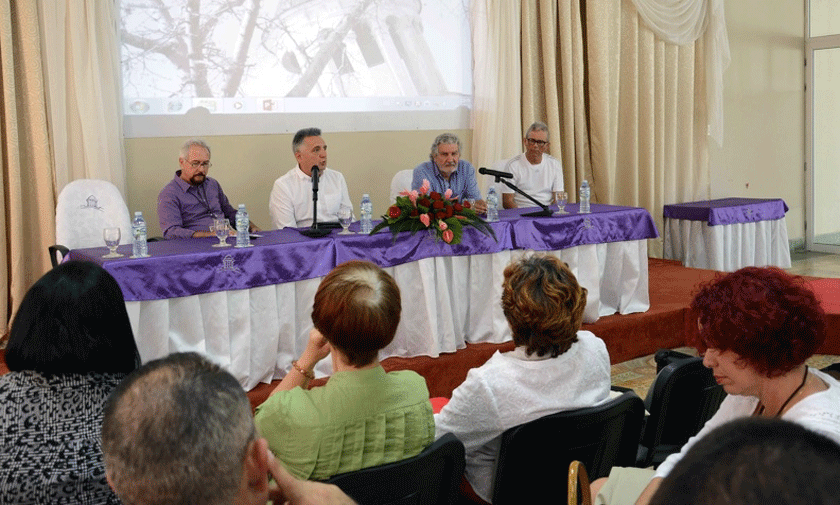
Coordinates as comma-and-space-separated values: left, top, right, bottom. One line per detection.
478, 167, 513, 179
311, 165, 320, 193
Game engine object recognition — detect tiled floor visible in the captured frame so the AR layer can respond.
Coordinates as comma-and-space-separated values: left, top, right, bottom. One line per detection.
612, 251, 840, 397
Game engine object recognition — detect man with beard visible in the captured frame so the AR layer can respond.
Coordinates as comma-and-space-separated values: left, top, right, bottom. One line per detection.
411, 133, 487, 214
157, 139, 259, 239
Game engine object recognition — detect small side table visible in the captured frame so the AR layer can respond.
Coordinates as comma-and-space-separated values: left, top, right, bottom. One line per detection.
663, 197, 791, 272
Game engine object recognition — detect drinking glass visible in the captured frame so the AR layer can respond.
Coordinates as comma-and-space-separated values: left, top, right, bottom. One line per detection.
103, 227, 123, 258
553, 191, 568, 215
337, 205, 354, 234
212, 218, 231, 247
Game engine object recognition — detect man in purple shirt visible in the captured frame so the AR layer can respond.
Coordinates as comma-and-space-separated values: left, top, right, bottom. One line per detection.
157, 139, 259, 239
411, 133, 487, 214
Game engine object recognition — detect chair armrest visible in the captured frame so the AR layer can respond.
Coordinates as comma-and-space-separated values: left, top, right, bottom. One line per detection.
48, 245, 70, 267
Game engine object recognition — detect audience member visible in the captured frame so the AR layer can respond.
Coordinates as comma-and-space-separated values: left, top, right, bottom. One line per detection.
434, 254, 611, 504
101, 352, 355, 505
592, 266, 840, 505
493, 121, 564, 209
0, 261, 141, 504
254, 260, 435, 480
270, 127, 353, 228
158, 138, 259, 238
649, 417, 840, 505
412, 132, 487, 214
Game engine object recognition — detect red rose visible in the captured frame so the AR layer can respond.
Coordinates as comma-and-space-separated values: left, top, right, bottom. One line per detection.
409, 208, 419, 217
436, 211, 446, 220
388, 205, 402, 219
432, 200, 444, 210
430, 191, 442, 200
445, 206, 454, 218
453, 203, 463, 212
419, 198, 431, 208
463, 200, 471, 209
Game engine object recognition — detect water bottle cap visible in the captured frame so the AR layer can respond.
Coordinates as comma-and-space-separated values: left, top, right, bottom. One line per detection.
134, 211, 142, 217
238, 204, 246, 209
363, 193, 369, 198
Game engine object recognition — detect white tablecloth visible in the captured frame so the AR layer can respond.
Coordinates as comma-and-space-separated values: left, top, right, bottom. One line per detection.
664, 217, 791, 272
126, 240, 649, 389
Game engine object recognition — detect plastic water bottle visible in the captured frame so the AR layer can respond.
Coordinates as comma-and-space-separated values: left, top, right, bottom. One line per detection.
486, 187, 499, 222
131, 211, 148, 258
579, 180, 591, 214
235, 204, 250, 248
360, 194, 373, 234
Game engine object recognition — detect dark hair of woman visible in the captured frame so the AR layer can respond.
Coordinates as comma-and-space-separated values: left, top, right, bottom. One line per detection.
6, 261, 141, 374
311, 260, 401, 367
501, 254, 587, 358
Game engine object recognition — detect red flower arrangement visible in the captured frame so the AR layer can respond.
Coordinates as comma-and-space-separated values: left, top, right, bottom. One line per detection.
370, 179, 496, 245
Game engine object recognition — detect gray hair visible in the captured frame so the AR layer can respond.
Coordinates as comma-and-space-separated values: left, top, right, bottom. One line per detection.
429, 132, 461, 160
526, 122, 549, 137
293, 127, 322, 153
102, 352, 254, 505
180, 139, 211, 159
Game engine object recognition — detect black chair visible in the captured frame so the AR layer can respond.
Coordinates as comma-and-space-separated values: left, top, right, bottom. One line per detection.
491, 389, 645, 505
636, 356, 727, 468
822, 362, 840, 381
325, 432, 465, 505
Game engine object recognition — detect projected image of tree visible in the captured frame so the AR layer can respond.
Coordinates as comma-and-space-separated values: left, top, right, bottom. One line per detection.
120, 0, 470, 113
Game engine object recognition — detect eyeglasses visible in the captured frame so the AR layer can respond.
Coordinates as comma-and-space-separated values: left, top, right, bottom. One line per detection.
188, 160, 212, 168
525, 138, 549, 146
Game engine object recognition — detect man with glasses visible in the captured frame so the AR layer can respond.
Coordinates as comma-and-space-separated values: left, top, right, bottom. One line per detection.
157, 138, 259, 239
494, 122, 564, 209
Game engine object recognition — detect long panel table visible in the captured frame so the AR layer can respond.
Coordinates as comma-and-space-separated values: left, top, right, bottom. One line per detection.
69, 204, 658, 389
663, 198, 791, 272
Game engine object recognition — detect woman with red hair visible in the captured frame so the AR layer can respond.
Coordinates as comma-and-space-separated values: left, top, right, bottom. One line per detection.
593, 266, 840, 505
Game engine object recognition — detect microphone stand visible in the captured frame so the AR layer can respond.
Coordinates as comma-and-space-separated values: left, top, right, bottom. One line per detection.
300, 165, 332, 238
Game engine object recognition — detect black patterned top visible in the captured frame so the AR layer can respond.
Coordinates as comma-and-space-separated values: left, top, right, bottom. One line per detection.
0, 370, 127, 504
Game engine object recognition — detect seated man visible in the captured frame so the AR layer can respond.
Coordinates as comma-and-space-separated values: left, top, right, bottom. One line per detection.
157, 139, 258, 239
494, 121, 564, 209
101, 351, 355, 505
412, 132, 487, 214
270, 127, 353, 229
650, 417, 840, 505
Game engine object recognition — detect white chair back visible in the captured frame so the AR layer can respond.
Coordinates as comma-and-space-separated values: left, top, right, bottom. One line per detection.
390, 169, 414, 201
55, 179, 132, 250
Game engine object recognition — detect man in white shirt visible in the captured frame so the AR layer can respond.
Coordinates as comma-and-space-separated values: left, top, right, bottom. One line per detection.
269, 127, 353, 229
494, 122, 564, 209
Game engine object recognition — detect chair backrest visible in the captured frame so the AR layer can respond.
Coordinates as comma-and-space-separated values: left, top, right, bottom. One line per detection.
390, 169, 414, 201
639, 356, 727, 467
491, 390, 645, 505
325, 432, 465, 505
55, 179, 132, 250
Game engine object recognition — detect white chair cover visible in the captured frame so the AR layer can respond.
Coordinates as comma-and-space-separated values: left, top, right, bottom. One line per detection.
389, 169, 415, 201
55, 179, 132, 251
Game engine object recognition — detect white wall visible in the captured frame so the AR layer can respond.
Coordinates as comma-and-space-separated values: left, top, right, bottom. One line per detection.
126, 1, 808, 243
709, 1, 805, 241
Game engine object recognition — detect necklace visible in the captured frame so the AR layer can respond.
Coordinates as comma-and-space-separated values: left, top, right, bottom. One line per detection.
756, 366, 809, 418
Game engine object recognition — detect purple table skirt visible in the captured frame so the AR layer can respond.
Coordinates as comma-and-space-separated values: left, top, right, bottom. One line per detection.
663, 198, 788, 226
68, 204, 658, 301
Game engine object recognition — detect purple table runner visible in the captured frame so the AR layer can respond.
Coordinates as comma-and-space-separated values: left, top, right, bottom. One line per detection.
663, 198, 788, 226
68, 204, 658, 301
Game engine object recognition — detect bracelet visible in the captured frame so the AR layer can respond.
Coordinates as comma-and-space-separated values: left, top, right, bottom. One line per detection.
291, 360, 315, 380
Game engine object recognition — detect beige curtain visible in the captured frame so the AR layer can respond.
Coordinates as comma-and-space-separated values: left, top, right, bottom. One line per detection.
585, 0, 709, 257
470, 0, 522, 178
0, 0, 56, 336
39, 0, 127, 193
510, 0, 712, 257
